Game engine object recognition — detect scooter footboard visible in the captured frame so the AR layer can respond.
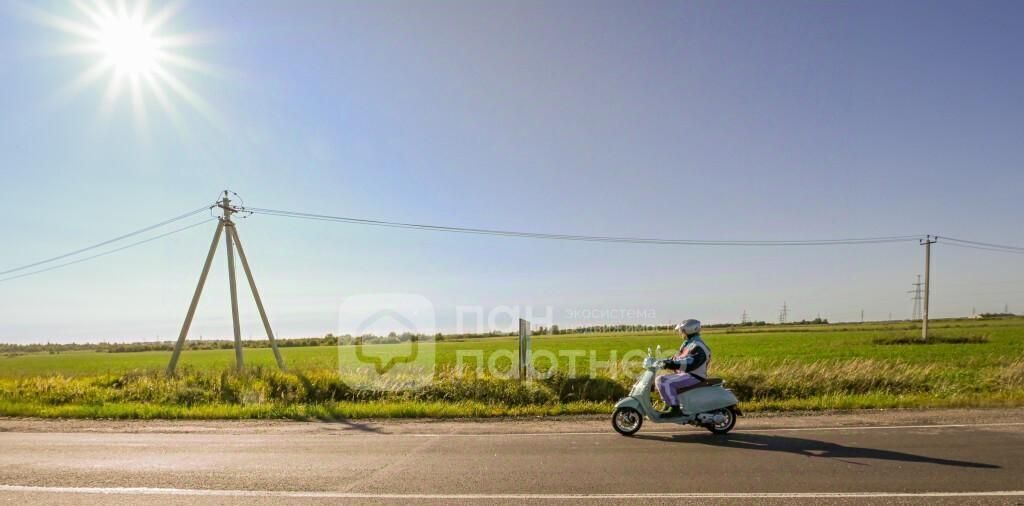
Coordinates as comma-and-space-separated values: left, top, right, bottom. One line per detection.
680, 386, 739, 414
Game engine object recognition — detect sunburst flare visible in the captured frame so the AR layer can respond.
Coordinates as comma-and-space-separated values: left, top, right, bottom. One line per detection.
28, 0, 219, 129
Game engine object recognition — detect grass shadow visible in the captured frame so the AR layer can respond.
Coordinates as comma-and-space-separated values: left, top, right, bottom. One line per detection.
873, 335, 989, 345
310, 416, 385, 433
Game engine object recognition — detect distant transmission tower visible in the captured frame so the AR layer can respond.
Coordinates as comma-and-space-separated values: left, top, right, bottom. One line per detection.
779, 302, 789, 324
741, 310, 749, 324
166, 191, 287, 374
908, 275, 923, 320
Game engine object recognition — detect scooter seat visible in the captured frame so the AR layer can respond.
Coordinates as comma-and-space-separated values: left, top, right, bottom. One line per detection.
674, 377, 724, 394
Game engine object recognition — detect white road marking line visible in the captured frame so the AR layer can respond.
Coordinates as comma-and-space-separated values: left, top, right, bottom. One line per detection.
1, 485, 1023, 499
743, 421, 1024, 433
398, 421, 1024, 438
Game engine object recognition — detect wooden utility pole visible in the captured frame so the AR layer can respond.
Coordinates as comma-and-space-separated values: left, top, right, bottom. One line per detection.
167, 219, 223, 374
222, 195, 244, 369
167, 191, 286, 374
921, 235, 936, 341
229, 225, 286, 370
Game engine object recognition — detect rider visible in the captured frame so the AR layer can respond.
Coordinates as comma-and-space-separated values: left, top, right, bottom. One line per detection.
655, 319, 710, 417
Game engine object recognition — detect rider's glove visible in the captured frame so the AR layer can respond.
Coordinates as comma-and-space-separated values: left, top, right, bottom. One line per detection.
662, 360, 682, 371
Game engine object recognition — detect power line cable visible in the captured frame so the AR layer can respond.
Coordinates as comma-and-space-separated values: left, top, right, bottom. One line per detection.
0, 219, 214, 284
0, 205, 211, 276
247, 207, 923, 246
938, 236, 1024, 252
941, 241, 1024, 255
3, 201, 1019, 286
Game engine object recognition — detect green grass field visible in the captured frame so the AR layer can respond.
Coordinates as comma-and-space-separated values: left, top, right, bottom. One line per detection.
1, 318, 1022, 419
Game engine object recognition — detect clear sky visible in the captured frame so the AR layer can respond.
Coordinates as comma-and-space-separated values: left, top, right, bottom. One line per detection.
0, 0, 1022, 343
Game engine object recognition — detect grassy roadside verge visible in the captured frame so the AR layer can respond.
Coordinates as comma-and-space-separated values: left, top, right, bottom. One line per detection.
3, 319, 1020, 420
1, 358, 1021, 420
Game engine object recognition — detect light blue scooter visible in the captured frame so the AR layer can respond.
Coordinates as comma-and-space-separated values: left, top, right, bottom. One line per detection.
612, 346, 741, 436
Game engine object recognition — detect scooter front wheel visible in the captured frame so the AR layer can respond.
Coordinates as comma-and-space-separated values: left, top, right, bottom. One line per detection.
612, 407, 643, 436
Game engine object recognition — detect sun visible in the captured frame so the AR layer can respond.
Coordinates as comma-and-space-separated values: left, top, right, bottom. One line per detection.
96, 13, 160, 77
27, 0, 218, 128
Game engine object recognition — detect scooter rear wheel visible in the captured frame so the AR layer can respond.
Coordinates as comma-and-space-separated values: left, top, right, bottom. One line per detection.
705, 406, 738, 435
612, 407, 643, 436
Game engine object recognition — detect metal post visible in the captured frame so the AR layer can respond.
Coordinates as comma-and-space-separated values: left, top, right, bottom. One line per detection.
167, 221, 224, 375
518, 319, 531, 381
229, 226, 286, 371
921, 235, 936, 341
222, 198, 244, 371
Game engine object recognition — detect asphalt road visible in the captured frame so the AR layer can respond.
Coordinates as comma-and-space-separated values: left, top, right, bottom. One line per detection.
1, 409, 1023, 505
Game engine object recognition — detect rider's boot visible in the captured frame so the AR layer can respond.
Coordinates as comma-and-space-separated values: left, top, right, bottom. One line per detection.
661, 405, 683, 418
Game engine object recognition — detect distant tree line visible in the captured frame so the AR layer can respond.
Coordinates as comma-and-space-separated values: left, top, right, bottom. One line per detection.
0, 336, 342, 354
978, 312, 1016, 318
0, 342, 100, 354
788, 318, 830, 325
0, 316, 851, 354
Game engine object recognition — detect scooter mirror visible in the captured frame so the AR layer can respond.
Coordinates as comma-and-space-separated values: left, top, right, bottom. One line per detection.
647, 347, 653, 358
656, 345, 662, 357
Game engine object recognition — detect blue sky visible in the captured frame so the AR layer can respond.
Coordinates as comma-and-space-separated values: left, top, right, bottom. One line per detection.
0, 0, 1022, 343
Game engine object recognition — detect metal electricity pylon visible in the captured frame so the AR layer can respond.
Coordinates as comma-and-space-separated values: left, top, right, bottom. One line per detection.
908, 275, 923, 320
166, 191, 286, 374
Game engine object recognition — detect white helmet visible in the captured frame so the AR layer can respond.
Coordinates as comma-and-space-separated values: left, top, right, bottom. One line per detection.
675, 319, 701, 337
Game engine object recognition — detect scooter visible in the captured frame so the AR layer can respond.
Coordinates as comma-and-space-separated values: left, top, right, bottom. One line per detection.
611, 346, 741, 436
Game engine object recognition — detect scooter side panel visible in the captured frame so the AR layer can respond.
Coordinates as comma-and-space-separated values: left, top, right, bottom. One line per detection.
680, 386, 739, 414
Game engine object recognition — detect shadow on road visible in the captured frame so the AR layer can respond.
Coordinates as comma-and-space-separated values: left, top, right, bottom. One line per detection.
311, 417, 385, 434
634, 432, 999, 469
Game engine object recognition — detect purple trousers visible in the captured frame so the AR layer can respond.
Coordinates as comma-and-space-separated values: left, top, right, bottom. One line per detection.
655, 373, 701, 406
